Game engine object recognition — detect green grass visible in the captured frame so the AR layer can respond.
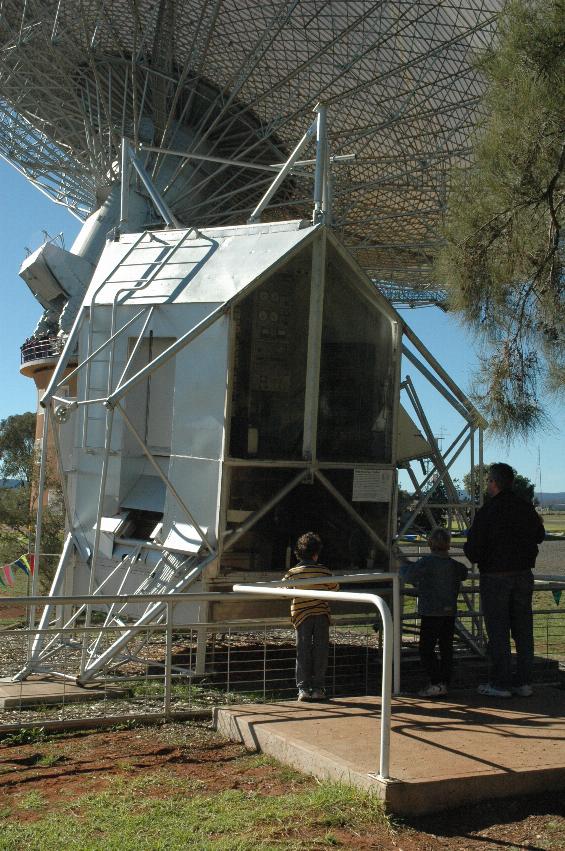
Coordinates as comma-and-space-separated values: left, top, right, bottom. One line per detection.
540, 513, 565, 534
0, 766, 389, 850
532, 590, 565, 658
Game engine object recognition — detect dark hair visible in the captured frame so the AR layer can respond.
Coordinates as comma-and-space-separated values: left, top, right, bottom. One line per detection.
488, 462, 515, 491
295, 531, 322, 560
428, 527, 451, 552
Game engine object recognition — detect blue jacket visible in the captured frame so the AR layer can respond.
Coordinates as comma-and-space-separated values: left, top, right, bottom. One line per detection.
401, 553, 468, 617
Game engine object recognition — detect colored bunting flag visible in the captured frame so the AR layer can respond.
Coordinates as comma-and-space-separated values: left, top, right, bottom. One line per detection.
552, 590, 562, 606
14, 554, 34, 576
0, 554, 36, 590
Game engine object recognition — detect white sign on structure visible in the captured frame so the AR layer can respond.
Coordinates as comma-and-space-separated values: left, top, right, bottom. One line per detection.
352, 467, 393, 502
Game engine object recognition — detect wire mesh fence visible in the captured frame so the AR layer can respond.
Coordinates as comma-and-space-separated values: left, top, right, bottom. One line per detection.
0, 584, 562, 731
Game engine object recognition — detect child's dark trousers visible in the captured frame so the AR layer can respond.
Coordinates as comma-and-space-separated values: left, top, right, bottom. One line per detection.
295, 614, 329, 691
419, 615, 455, 685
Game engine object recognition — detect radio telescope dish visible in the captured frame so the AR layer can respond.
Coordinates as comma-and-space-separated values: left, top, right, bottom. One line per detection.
0, 1, 500, 288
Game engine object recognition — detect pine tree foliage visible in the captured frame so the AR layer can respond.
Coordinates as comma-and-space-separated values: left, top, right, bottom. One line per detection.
436, 0, 565, 436
463, 464, 536, 505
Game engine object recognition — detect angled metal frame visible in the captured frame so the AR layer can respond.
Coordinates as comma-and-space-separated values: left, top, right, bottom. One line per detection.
24, 107, 487, 684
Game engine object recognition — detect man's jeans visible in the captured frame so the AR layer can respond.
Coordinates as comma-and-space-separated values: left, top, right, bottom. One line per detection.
295, 615, 329, 691
480, 571, 534, 690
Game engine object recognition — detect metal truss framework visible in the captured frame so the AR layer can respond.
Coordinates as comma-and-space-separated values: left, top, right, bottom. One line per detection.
0, 0, 502, 288
398, 322, 486, 653
19, 118, 485, 683
28, 294, 484, 682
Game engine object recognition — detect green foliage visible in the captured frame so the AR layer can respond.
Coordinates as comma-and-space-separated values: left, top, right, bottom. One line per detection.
1, 727, 46, 746
463, 463, 537, 504
0, 407, 64, 590
435, 0, 565, 436
0, 412, 36, 485
0, 486, 32, 564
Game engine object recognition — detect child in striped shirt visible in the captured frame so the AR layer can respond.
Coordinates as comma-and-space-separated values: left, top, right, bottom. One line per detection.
283, 532, 338, 702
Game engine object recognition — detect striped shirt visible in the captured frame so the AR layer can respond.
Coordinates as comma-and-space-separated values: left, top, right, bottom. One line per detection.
283, 561, 338, 628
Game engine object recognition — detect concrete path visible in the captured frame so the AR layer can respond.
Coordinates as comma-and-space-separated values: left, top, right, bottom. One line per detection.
0, 675, 126, 708
215, 687, 565, 815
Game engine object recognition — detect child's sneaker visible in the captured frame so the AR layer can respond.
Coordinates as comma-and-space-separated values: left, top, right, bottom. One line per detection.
297, 689, 310, 702
310, 689, 327, 701
477, 683, 512, 698
418, 683, 447, 697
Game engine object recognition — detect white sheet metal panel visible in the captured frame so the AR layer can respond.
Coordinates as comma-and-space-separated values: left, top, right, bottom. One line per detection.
84, 221, 315, 307
162, 313, 230, 543
121, 476, 166, 512
73, 451, 121, 539
163, 522, 208, 554
396, 405, 432, 463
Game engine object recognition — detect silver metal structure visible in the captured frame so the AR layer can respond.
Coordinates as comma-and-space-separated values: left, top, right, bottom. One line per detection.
20, 135, 483, 683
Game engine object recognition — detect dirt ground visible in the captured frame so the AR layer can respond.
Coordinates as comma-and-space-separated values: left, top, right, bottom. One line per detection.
0, 722, 563, 850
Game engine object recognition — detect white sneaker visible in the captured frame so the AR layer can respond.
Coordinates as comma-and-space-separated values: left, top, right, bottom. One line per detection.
477, 683, 512, 698
513, 684, 533, 697
297, 689, 310, 702
418, 683, 447, 697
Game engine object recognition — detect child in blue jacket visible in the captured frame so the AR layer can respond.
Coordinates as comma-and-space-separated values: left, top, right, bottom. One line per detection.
401, 527, 467, 697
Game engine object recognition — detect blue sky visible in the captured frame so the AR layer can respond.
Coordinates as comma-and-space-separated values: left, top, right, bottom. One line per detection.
1, 159, 563, 494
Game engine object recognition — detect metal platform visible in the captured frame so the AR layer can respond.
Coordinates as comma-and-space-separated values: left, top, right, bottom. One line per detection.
214, 687, 565, 816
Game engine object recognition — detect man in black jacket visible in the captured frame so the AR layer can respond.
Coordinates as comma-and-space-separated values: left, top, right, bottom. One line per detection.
464, 462, 545, 698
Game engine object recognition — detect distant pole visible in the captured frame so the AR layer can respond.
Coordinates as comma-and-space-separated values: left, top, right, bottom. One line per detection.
538, 445, 543, 511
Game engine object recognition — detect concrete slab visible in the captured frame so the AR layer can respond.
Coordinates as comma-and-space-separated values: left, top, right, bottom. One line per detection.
0, 675, 128, 709
214, 687, 565, 815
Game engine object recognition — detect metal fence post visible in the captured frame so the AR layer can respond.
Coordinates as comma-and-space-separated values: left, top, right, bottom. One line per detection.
165, 600, 173, 719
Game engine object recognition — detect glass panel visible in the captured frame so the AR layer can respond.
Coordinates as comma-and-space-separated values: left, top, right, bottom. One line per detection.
229, 247, 311, 459
223, 468, 389, 574
318, 246, 394, 462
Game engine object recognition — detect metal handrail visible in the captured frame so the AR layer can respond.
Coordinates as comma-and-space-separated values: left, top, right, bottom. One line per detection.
242, 571, 401, 694
21, 335, 64, 363
233, 583, 393, 781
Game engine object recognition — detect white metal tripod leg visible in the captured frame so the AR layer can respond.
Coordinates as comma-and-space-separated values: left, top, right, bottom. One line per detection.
13, 533, 75, 681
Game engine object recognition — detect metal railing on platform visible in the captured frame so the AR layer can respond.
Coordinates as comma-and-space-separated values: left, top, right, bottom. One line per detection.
0, 588, 390, 731
0, 576, 562, 751
233, 583, 393, 780
20, 335, 64, 364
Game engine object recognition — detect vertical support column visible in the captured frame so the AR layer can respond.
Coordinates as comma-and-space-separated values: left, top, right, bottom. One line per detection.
312, 103, 328, 225
477, 426, 485, 647
29, 405, 50, 637
469, 426, 475, 523
302, 229, 327, 462
195, 624, 208, 676
391, 574, 401, 695
120, 138, 130, 230
164, 601, 173, 719
478, 428, 484, 509
389, 321, 403, 553
79, 407, 115, 675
